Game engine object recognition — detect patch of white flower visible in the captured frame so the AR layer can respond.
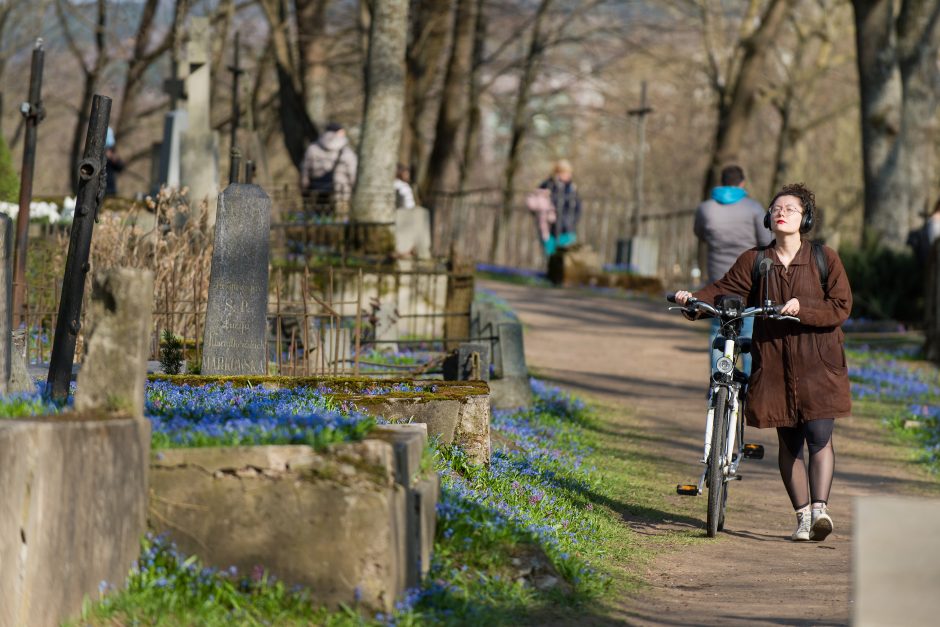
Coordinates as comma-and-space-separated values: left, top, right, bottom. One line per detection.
0, 197, 76, 224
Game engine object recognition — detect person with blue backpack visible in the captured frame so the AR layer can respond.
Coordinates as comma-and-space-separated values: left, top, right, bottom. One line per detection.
694, 165, 772, 377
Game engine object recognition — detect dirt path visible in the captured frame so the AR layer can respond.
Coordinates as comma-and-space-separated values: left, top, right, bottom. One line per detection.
482, 280, 939, 627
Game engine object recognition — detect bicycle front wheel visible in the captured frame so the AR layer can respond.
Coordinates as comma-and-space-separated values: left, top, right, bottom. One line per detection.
706, 386, 729, 537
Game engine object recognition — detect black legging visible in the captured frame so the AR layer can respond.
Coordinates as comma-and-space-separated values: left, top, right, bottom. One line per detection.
777, 419, 834, 510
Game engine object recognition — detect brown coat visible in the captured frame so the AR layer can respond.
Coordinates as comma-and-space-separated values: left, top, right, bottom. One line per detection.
692, 241, 853, 429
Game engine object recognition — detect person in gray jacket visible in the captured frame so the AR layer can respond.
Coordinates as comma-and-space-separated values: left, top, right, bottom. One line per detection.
300, 122, 358, 217
694, 164, 772, 375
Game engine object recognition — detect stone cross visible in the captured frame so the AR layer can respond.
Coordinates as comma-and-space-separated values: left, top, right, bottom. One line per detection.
180, 16, 220, 223
201, 184, 271, 375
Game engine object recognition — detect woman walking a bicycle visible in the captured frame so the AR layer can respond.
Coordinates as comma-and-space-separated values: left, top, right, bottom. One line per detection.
673, 182, 852, 542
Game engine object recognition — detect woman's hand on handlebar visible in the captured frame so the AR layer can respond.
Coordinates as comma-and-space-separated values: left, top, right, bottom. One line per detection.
779, 298, 800, 316
673, 290, 693, 305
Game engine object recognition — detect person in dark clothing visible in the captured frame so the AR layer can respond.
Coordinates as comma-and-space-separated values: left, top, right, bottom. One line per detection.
104, 127, 124, 197
538, 159, 582, 256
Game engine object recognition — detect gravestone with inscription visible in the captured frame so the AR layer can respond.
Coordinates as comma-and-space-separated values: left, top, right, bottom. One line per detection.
201, 184, 271, 375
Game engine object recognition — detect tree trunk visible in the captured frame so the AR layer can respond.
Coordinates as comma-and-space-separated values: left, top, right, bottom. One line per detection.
702, 0, 795, 196
457, 0, 486, 193
852, 0, 940, 248
63, 0, 108, 194
401, 0, 452, 184
420, 0, 476, 204
114, 0, 188, 146
350, 0, 408, 251
296, 0, 330, 130
491, 0, 552, 263
259, 0, 317, 168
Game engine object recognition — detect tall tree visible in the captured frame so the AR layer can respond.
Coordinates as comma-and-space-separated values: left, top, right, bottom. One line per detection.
420, 0, 476, 202
296, 0, 332, 129
113, 0, 190, 163
852, 0, 940, 248
401, 0, 453, 183
700, 0, 797, 196
350, 0, 408, 250
56, 0, 110, 194
491, 0, 553, 262
258, 0, 318, 168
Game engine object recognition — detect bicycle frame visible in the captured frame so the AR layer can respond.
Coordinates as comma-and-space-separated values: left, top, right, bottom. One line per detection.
668, 293, 798, 535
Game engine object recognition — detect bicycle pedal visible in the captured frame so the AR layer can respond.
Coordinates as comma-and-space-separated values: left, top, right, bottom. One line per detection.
743, 443, 764, 459
676, 484, 700, 496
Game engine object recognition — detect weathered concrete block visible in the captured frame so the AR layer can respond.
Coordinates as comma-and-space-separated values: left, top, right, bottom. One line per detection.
497, 322, 527, 378
75, 269, 154, 417
9, 329, 34, 394
548, 243, 603, 286
367, 424, 438, 587
0, 414, 150, 627
369, 423, 428, 488
150, 441, 407, 614
361, 398, 460, 446
354, 387, 491, 465
455, 392, 491, 463
414, 474, 439, 581
489, 377, 533, 410
442, 342, 491, 381
854, 496, 940, 626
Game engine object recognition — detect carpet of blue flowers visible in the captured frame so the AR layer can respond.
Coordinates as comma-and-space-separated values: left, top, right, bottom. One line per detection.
848, 344, 940, 470
72, 378, 608, 625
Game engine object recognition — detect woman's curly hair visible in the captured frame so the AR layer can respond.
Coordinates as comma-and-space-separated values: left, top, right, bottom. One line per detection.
771, 182, 815, 217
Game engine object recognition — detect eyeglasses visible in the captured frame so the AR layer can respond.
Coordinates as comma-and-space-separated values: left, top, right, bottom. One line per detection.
770, 205, 803, 217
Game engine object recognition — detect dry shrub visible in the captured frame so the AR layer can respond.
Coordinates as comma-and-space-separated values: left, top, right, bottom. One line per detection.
90, 187, 214, 343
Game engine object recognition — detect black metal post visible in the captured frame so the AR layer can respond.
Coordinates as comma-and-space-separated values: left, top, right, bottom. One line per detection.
12, 39, 45, 328
228, 31, 243, 182
245, 160, 255, 184
229, 146, 241, 184
46, 95, 111, 402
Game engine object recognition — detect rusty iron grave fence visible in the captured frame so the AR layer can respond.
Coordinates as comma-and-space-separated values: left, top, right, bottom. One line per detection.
21, 263, 474, 378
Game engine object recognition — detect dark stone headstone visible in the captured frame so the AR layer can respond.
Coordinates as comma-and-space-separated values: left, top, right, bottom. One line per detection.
201, 184, 271, 375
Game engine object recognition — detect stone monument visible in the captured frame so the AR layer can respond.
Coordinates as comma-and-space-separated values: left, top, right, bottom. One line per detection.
201, 184, 271, 375
180, 17, 220, 224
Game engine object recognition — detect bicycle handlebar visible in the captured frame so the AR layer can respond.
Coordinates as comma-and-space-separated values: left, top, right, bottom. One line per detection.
665, 293, 800, 323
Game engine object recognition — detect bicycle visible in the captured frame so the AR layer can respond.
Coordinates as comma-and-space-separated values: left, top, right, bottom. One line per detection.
666, 291, 800, 537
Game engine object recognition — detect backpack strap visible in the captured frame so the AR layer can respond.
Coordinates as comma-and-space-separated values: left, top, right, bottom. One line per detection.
750, 242, 829, 296
812, 241, 829, 296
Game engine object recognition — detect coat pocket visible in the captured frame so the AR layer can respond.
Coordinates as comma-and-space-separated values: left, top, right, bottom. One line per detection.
816, 333, 846, 374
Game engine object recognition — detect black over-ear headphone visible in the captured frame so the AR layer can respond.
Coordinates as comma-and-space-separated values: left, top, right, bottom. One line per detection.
764, 199, 815, 234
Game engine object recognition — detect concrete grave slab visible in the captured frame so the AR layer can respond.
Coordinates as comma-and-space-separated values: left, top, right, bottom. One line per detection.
854, 496, 940, 627
0, 414, 150, 627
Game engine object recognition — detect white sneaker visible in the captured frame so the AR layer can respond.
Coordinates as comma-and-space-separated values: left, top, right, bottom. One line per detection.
810, 505, 833, 541
791, 510, 811, 541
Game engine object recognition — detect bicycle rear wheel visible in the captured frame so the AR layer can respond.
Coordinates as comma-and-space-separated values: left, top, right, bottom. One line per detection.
707, 386, 729, 537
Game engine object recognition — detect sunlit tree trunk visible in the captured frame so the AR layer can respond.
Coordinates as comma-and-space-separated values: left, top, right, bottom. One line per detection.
350, 0, 408, 252
852, 0, 940, 248
491, 0, 552, 263
401, 0, 452, 184
421, 0, 476, 203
